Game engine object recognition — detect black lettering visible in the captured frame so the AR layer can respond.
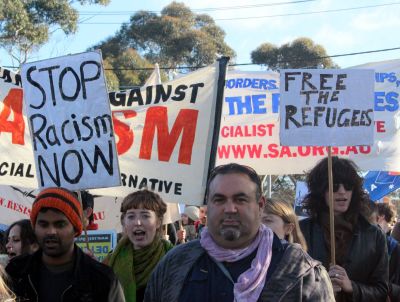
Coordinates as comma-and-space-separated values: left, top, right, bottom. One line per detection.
301, 107, 312, 126
302, 72, 317, 90
38, 154, 60, 187
314, 106, 325, 126
320, 74, 333, 89
171, 85, 187, 101
62, 150, 83, 184
80, 60, 101, 99
285, 105, 301, 129
127, 88, 143, 106
81, 116, 94, 141
337, 109, 351, 127
284, 72, 301, 91
46, 125, 61, 147
109, 92, 126, 106
336, 74, 347, 90
93, 114, 113, 137
0, 162, 8, 176
351, 110, 361, 126
30, 114, 47, 150
189, 83, 205, 103
300, 90, 318, 105
326, 107, 337, 127
39, 65, 60, 105
174, 183, 182, 195
26, 66, 46, 109
155, 85, 172, 103
59, 67, 81, 101
81, 140, 114, 175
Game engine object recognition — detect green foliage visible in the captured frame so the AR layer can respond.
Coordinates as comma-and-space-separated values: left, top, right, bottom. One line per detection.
251, 37, 338, 70
0, 0, 110, 65
96, 1, 235, 86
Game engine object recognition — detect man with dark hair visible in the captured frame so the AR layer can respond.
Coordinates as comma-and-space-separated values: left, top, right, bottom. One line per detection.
144, 163, 334, 301
6, 187, 125, 302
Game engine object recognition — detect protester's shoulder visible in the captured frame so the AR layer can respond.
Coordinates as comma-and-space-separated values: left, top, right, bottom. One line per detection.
158, 239, 204, 266
358, 215, 386, 238
284, 242, 322, 268
299, 217, 313, 228
5, 253, 35, 277
79, 249, 117, 281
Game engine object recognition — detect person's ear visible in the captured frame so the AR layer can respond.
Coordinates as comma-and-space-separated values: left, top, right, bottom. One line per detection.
284, 223, 295, 236
258, 196, 266, 213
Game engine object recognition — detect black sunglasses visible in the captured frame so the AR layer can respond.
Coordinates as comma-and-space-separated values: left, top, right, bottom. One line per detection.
332, 183, 353, 192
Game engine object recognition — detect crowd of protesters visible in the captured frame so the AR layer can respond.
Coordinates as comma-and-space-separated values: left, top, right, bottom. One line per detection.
0, 157, 399, 301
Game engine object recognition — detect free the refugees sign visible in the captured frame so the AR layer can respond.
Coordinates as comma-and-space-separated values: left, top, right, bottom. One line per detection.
279, 69, 375, 146
21, 51, 121, 190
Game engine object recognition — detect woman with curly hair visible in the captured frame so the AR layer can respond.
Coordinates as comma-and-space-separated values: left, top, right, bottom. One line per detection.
300, 156, 388, 302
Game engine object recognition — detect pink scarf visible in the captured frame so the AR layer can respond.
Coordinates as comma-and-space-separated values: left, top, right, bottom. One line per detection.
200, 224, 274, 302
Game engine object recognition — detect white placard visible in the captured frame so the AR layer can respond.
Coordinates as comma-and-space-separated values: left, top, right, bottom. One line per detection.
279, 69, 375, 146
21, 51, 120, 190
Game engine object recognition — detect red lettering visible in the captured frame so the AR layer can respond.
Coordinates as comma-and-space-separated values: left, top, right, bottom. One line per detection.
279, 146, 292, 158
267, 144, 279, 158
312, 146, 325, 156
112, 110, 137, 155
0, 88, 25, 144
298, 146, 310, 156
375, 121, 386, 133
345, 146, 358, 155
139, 106, 198, 165
359, 146, 371, 154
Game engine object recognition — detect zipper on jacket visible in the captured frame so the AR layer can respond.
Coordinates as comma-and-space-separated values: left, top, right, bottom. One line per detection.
28, 274, 39, 302
61, 285, 73, 301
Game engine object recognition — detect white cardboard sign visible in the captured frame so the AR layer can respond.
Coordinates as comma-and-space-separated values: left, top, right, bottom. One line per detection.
279, 69, 375, 146
21, 51, 121, 190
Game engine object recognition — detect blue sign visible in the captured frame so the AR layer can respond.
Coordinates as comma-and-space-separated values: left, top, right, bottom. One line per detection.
364, 171, 400, 201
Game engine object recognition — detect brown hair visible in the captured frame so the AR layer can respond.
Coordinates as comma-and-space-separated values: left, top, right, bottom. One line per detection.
374, 203, 396, 224
264, 198, 308, 252
120, 189, 167, 233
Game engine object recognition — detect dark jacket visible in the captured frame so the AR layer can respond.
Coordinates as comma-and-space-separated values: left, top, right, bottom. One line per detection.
144, 239, 335, 301
300, 216, 389, 302
6, 245, 125, 302
388, 238, 400, 301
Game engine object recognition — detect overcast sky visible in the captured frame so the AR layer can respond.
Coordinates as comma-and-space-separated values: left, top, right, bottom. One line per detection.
1, 0, 400, 70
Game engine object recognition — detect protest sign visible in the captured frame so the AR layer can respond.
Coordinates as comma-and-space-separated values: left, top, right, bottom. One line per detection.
75, 230, 116, 261
279, 69, 375, 146
92, 58, 228, 205
3, 59, 400, 192
217, 63, 399, 174
21, 51, 120, 191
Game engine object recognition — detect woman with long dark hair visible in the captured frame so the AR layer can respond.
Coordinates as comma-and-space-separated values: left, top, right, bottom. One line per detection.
300, 156, 388, 301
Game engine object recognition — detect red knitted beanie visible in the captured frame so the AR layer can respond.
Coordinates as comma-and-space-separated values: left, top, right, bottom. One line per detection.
31, 187, 83, 237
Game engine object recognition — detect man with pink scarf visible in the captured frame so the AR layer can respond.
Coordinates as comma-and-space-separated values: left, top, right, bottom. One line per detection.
144, 163, 334, 302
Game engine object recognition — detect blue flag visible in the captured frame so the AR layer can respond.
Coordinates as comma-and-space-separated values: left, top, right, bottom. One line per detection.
364, 171, 400, 201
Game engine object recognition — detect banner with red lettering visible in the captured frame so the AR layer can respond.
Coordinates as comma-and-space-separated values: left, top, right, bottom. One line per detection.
0, 68, 36, 187
217, 59, 400, 173
92, 59, 226, 205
